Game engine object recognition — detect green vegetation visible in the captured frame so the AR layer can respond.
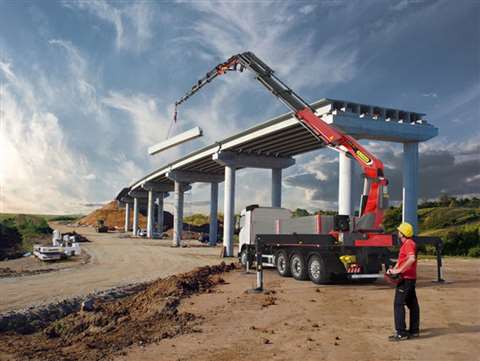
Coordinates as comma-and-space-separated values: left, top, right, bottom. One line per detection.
184, 213, 224, 226
384, 196, 480, 257
0, 214, 53, 258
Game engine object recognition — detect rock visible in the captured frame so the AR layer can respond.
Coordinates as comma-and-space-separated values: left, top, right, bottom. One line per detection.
81, 299, 95, 312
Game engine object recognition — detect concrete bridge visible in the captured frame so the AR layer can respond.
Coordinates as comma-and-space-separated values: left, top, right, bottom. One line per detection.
116, 98, 438, 257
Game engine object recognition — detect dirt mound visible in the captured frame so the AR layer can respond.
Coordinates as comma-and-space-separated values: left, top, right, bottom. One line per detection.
78, 201, 174, 231
0, 262, 236, 361
78, 201, 145, 229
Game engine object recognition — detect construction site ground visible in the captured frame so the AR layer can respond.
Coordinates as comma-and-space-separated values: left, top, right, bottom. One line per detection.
0, 223, 221, 313
0, 224, 478, 361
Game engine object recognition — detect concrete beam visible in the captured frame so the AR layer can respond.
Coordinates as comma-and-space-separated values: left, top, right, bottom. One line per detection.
141, 182, 174, 193
322, 113, 438, 142
149, 127, 203, 156
213, 151, 295, 169
166, 170, 224, 184
120, 196, 134, 204
128, 189, 148, 199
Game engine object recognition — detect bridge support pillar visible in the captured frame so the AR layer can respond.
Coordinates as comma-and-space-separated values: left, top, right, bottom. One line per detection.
124, 202, 130, 232
271, 168, 282, 208
132, 197, 139, 237
173, 181, 185, 247
223, 165, 236, 257
157, 193, 164, 234
147, 190, 155, 239
338, 152, 354, 216
209, 182, 219, 247
402, 142, 419, 233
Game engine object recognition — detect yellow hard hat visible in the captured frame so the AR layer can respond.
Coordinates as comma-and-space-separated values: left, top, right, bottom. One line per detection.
397, 222, 414, 237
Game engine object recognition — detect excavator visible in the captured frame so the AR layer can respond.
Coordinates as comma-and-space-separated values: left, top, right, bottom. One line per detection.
174, 51, 443, 285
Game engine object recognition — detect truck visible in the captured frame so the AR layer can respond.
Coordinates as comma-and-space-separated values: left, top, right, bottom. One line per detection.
95, 219, 108, 233
174, 52, 444, 285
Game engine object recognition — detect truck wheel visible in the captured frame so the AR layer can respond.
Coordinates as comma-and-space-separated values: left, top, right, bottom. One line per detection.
240, 248, 248, 267
290, 253, 308, 281
275, 251, 291, 277
308, 254, 329, 284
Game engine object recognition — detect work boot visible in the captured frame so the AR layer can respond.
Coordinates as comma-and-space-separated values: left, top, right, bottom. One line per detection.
388, 332, 409, 341
409, 330, 420, 338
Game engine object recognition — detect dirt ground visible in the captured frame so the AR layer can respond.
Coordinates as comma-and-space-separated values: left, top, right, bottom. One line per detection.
115, 258, 480, 361
0, 223, 222, 313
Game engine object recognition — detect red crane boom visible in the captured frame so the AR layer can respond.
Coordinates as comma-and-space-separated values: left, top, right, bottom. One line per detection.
174, 52, 389, 238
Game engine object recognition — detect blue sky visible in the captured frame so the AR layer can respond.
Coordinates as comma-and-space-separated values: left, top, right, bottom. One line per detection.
0, 0, 478, 215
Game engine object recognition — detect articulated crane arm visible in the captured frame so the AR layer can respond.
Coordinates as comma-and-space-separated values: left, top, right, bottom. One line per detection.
174, 52, 389, 233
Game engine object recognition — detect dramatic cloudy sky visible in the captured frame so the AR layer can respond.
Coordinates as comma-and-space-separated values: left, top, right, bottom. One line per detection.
0, 0, 478, 215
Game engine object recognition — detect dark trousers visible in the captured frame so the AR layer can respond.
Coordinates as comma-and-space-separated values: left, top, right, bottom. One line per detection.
394, 279, 420, 335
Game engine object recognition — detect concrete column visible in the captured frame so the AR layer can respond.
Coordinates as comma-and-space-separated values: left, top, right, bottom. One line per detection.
146, 190, 154, 239
271, 168, 282, 208
173, 181, 184, 247
402, 142, 419, 233
132, 197, 139, 236
209, 182, 219, 246
223, 165, 236, 257
157, 193, 164, 234
338, 152, 354, 215
124, 202, 130, 232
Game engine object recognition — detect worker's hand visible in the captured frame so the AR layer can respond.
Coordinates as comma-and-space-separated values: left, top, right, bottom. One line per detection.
389, 268, 399, 275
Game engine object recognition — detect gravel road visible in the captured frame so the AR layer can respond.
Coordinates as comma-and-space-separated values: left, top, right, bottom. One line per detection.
0, 224, 223, 313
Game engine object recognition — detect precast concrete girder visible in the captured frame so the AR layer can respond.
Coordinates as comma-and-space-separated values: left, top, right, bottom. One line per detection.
166, 170, 224, 184
212, 151, 295, 169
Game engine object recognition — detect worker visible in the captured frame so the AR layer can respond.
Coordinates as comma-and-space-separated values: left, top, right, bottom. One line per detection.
387, 222, 420, 341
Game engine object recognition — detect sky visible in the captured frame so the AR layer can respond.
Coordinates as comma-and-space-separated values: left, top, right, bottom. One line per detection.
0, 0, 479, 215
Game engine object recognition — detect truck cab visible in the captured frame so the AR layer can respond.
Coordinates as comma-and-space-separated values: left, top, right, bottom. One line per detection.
238, 205, 292, 265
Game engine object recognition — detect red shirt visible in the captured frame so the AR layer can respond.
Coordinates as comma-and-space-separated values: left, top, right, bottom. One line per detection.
398, 238, 417, 279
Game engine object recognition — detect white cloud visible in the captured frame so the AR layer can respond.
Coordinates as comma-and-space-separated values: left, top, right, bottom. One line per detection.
0, 70, 93, 214
64, 0, 154, 52
177, 1, 358, 91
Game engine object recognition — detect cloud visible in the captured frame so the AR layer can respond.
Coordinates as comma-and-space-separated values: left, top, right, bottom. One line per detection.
284, 137, 480, 210
63, 0, 154, 52
0, 65, 93, 214
0, 41, 148, 214
176, 1, 358, 91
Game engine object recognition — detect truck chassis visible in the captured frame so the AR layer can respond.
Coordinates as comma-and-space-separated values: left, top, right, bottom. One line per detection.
245, 234, 444, 286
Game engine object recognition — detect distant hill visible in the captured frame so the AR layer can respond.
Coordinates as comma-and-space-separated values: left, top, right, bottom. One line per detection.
384, 205, 480, 257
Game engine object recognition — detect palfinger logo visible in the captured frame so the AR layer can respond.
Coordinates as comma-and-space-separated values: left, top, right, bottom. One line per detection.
355, 150, 372, 165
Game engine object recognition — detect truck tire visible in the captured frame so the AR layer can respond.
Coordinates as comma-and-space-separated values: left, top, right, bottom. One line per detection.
290, 253, 308, 281
275, 250, 291, 277
240, 248, 248, 267
308, 254, 329, 284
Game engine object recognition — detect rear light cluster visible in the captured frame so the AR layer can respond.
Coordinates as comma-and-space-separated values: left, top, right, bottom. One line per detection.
347, 264, 362, 273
